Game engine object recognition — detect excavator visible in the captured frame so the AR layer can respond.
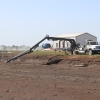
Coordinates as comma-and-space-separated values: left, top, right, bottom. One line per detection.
5, 35, 78, 63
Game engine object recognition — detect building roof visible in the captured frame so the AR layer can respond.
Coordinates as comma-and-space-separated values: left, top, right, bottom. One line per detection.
57, 33, 83, 38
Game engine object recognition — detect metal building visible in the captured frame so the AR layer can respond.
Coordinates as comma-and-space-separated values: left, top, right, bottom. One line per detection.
53, 32, 97, 49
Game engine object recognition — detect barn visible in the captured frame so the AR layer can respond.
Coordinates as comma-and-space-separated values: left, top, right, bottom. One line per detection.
53, 32, 97, 49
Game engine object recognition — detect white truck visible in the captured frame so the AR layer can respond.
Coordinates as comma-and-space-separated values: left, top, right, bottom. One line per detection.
74, 40, 100, 55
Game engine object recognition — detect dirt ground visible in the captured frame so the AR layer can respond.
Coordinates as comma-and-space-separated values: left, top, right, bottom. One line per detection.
0, 53, 100, 100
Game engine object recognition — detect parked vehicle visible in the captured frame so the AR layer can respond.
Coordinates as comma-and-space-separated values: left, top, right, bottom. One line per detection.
73, 40, 100, 55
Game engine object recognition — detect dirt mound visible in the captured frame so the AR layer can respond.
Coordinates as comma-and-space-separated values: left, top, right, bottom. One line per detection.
45, 55, 63, 65
3, 53, 100, 66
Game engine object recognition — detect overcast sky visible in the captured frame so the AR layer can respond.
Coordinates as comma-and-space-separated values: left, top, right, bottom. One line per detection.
0, 0, 100, 46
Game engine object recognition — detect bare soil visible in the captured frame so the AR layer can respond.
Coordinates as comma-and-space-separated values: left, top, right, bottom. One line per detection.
0, 53, 100, 100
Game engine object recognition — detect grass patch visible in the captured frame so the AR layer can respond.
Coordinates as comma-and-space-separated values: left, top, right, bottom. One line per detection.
31, 50, 69, 55
7, 50, 100, 57
7, 50, 70, 55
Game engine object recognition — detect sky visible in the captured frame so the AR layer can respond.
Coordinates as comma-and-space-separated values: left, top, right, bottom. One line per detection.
0, 0, 100, 46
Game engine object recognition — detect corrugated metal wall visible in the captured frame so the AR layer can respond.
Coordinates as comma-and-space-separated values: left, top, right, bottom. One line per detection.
76, 33, 97, 46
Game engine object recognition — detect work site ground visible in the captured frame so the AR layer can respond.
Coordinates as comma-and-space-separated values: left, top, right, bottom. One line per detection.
0, 53, 100, 100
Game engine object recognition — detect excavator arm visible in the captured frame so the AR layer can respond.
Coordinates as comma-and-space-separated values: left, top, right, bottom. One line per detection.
5, 35, 77, 63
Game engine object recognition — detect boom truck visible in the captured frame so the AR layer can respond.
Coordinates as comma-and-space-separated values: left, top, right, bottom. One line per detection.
73, 40, 100, 55
5, 35, 77, 63
5, 35, 100, 63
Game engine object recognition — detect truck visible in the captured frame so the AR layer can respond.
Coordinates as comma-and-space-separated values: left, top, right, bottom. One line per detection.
5, 35, 100, 63
73, 40, 100, 55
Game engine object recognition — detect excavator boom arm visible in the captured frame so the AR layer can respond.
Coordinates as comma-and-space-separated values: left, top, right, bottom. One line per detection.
5, 35, 77, 63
